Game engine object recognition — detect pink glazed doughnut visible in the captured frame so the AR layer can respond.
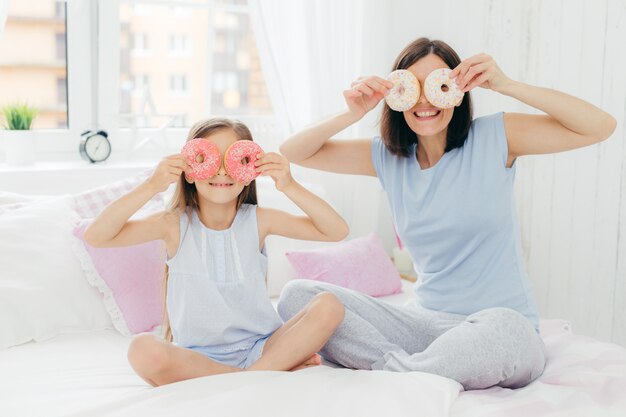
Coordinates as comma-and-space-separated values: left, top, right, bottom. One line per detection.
181, 138, 221, 180
423, 68, 464, 109
224, 140, 263, 183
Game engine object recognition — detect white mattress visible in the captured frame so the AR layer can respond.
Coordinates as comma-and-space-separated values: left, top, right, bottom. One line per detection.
2, 281, 625, 417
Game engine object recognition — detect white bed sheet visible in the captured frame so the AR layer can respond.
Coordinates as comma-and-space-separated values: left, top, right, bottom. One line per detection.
450, 319, 626, 417
0, 330, 460, 417
0, 330, 148, 416
1, 281, 463, 417
2, 280, 625, 417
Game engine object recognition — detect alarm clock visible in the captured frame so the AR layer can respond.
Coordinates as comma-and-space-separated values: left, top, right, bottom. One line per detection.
79, 130, 111, 163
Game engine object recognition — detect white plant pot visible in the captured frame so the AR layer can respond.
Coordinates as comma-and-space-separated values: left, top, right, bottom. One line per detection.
3, 130, 36, 165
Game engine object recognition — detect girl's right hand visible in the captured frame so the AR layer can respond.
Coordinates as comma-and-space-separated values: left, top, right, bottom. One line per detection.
343, 76, 393, 119
146, 154, 189, 193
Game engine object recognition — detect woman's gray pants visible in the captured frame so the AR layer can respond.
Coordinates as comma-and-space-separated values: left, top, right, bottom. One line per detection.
277, 280, 546, 390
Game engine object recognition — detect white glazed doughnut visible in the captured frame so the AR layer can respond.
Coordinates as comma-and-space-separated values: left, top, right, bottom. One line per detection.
423, 68, 464, 109
384, 70, 420, 112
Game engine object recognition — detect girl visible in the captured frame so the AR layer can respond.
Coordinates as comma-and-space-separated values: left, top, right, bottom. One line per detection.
84, 118, 349, 387
277, 38, 616, 390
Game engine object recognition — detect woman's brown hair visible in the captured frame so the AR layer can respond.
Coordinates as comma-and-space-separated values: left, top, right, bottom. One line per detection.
161, 118, 258, 342
380, 38, 473, 157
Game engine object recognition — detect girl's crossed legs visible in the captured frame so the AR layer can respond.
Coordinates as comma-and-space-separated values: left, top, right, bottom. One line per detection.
127, 291, 345, 386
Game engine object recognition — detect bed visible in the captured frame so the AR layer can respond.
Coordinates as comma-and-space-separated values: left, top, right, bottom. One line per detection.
1, 172, 625, 417
2, 280, 625, 417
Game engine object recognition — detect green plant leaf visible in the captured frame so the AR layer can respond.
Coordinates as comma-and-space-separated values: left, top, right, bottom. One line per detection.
1, 103, 38, 130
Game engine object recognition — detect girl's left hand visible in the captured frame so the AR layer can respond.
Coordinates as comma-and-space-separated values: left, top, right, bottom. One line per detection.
255, 152, 293, 192
449, 53, 512, 93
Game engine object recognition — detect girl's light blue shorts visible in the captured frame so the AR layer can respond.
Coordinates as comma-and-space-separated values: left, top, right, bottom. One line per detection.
188, 335, 270, 369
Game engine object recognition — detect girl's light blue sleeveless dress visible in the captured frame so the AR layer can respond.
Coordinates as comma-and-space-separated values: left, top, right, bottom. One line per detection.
166, 204, 283, 368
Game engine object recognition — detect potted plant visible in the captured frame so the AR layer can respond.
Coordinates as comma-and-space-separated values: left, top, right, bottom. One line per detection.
2, 102, 38, 165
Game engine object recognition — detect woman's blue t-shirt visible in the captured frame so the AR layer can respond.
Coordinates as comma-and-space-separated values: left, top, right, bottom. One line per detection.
371, 112, 540, 330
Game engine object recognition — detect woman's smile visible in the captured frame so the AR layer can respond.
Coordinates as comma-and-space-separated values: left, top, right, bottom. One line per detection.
413, 109, 442, 121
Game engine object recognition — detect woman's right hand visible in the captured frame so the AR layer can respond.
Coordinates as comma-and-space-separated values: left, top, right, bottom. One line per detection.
146, 154, 189, 193
343, 76, 393, 119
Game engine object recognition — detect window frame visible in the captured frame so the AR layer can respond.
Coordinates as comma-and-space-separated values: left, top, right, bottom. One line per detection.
0, 0, 94, 159
98, 0, 278, 158
2, 0, 278, 163
169, 33, 191, 56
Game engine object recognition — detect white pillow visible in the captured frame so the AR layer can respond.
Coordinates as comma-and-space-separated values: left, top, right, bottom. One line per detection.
0, 197, 112, 349
0, 192, 53, 214
0, 168, 157, 217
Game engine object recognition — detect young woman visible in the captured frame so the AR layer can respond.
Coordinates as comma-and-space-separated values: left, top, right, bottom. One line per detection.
277, 38, 616, 390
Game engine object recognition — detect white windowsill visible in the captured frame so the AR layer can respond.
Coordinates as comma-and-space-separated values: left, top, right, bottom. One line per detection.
0, 160, 155, 174
0, 159, 157, 195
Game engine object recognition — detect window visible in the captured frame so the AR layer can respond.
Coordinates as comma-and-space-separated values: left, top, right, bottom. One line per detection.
1, 0, 275, 159
131, 33, 149, 53
54, 1, 65, 20
0, 0, 69, 129
56, 76, 67, 128
170, 34, 190, 55
133, 4, 153, 16
111, 0, 274, 129
169, 5, 193, 18
133, 74, 150, 91
170, 75, 188, 94
173, 115, 188, 128
56, 77, 67, 106
55, 32, 66, 61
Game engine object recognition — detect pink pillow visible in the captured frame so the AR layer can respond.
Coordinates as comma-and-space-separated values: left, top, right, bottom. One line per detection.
73, 220, 166, 335
285, 233, 402, 297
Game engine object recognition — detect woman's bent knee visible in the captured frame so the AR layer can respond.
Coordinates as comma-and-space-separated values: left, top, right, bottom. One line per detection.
277, 279, 329, 320
465, 307, 546, 388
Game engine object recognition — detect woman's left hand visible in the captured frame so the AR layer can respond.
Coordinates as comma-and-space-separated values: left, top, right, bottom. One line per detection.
449, 53, 512, 93
255, 152, 294, 192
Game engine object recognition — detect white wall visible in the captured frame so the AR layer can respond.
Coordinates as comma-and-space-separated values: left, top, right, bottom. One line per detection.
385, 0, 626, 345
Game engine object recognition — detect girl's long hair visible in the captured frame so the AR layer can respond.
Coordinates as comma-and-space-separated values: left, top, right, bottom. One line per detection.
161, 118, 258, 342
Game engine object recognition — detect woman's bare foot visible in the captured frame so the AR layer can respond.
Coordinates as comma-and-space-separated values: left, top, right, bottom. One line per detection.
289, 353, 322, 371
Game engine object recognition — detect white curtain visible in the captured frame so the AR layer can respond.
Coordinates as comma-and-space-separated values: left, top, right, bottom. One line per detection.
249, 0, 362, 136
249, 0, 395, 244
0, 0, 9, 44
